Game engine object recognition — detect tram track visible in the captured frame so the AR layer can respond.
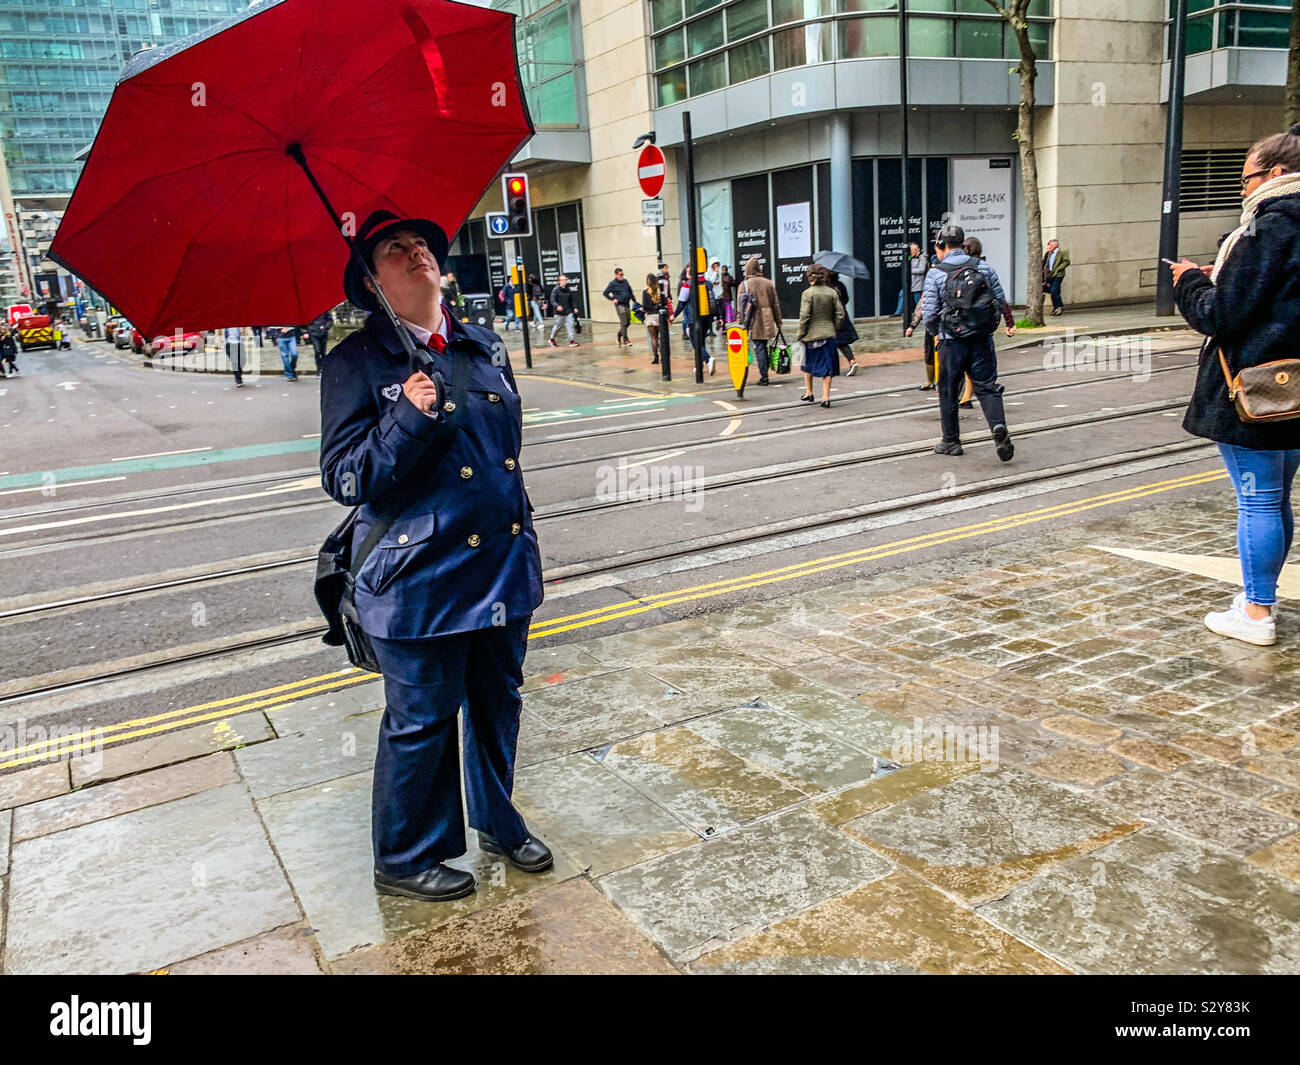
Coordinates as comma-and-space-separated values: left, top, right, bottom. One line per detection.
0, 421, 1219, 707
0, 352, 1201, 551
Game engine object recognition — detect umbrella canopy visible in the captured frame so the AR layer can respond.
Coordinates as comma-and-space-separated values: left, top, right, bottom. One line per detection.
813, 250, 870, 281
50, 0, 532, 339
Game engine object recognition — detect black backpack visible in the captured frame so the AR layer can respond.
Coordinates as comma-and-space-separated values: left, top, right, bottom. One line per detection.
937, 259, 998, 338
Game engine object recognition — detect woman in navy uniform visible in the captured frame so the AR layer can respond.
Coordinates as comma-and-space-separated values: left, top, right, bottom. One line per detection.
319, 211, 550, 902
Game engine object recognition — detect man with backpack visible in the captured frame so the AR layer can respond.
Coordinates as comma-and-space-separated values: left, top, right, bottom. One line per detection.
921, 224, 1015, 461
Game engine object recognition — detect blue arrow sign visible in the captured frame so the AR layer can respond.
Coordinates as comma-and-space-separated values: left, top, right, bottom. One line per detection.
489, 214, 509, 236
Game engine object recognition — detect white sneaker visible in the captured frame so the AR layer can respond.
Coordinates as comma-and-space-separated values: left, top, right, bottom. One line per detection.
708, 356, 716, 376
1205, 592, 1276, 646
845, 361, 858, 376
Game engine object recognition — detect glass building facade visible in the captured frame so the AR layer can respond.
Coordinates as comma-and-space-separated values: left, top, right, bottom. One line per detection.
650, 0, 1053, 107
492, 0, 585, 127
1183, 0, 1291, 54
0, 0, 245, 199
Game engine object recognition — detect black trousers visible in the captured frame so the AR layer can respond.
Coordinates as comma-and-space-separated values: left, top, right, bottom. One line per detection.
937, 335, 1006, 443
923, 330, 935, 383
309, 334, 328, 365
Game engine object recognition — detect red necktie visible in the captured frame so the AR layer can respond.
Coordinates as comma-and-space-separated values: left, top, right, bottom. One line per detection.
428, 333, 446, 354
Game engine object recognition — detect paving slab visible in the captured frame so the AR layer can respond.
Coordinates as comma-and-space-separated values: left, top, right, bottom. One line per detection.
978, 827, 1300, 975
600, 725, 809, 835
14, 752, 238, 841
0, 809, 8, 876
1259, 791, 1300, 820
235, 712, 381, 799
1028, 747, 1128, 786
521, 644, 612, 693
4, 783, 299, 975
256, 770, 581, 961
0, 760, 70, 811
1097, 770, 1296, 856
265, 680, 386, 735
843, 767, 1144, 906
70, 710, 274, 788
597, 808, 890, 963
512, 752, 697, 876
808, 760, 979, 826
689, 870, 1072, 975
521, 667, 684, 729
1174, 761, 1284, 803
1248, 833, 1300, 883
332, 879, 679, 975
167, 924, 324, 974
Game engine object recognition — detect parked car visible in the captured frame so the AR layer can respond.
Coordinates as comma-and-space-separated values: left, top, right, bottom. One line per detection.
133, 328, 203, 357
7, 303, 34, 325
114, 322, 135, 349
103, 315, 127, 343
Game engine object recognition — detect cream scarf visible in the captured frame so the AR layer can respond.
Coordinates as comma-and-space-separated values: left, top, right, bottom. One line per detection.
1211, 170, 1300, 280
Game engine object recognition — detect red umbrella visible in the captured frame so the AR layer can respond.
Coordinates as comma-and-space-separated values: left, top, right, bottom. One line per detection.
50, 0, 531, 353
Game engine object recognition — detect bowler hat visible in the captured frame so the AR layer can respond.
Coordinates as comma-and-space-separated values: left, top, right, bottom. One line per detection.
342, 210, 450, 312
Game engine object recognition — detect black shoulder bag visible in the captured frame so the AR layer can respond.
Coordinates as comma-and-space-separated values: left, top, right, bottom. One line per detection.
314, 347, 469, 673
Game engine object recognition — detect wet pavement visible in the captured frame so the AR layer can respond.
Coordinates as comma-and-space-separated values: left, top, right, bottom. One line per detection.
3, 484, 1297, 975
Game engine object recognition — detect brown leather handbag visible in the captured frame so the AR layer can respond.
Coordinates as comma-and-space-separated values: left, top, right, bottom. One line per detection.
1219, 347, 1300, 423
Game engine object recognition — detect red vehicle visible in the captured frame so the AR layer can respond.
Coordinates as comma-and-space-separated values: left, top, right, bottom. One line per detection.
7, 304, 33, 325
132, 328, 203, 357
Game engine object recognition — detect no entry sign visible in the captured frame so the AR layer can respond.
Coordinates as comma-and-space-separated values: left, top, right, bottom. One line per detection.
726, 325, 749, 395
637, 144, 666, 198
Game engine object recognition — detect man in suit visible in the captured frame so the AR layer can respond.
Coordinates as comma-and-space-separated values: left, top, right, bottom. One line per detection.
1042, 238, 1070, 316
319, 210, 550, 903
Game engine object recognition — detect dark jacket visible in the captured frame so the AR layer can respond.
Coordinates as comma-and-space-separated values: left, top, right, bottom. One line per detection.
602, 277, 633, 306
0, 333, 15, 357
318, 310, 543, 639
830, 278, 859, 346
550, 284, 577, 315
1174, 192, 1300, 449
306, 311, 333, 338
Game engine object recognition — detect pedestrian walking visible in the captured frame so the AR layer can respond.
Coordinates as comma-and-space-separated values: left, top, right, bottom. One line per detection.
704, 256, 723, 337
828, 270, 860, 377
921, 224, 1015, 460
0, 324, 17, 377
736, 255, 781, 386
500, 278, 520, 331
603, 267, 635, 346
320, 210, 549, 903
641, 273, 665, 364
905, 240, 942, 390
720, 265, 735, 323
251, 325, 264, 348
526, 273, 545, 329
223, 325, 244, 386
1170, 126, 1300, 647
1042, 238, 1070, 316
306, 309, 333, 368
548, 274, 579, 346
442, 270, 461, 314
797, 262, 845, 407
265, 323, 302, 380
671, 267, 716, 374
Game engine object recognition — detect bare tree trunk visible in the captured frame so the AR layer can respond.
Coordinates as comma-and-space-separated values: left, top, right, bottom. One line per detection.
986, 0, 1044, 324
1009, 7, 1044, 325
1287, 0, 1300, 128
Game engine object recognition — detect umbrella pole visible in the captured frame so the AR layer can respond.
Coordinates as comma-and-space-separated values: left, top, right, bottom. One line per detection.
286, 144, 431, 374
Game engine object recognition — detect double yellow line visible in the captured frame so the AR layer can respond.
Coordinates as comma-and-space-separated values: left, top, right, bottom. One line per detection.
1, 464, 1225, 773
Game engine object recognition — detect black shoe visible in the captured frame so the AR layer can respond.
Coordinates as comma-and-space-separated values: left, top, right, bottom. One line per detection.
992, 423, 1015, 462
800, 393, 815, 402
756, 377, 769, 385
820, 399, 831, 408
918, 383, 935, 391
934, 439, 964, 456
478, 831, 553, 873
374, 863, 476, 902
958, 400, 973, 408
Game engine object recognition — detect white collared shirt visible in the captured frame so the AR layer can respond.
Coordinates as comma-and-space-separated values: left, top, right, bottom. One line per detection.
396, 312, 449, 418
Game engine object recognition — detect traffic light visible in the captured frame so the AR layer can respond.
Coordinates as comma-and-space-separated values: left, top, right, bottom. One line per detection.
502, 172, 531, 236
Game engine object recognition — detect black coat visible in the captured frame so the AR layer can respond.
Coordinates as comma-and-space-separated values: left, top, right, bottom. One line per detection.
1175, 191, 1300, 449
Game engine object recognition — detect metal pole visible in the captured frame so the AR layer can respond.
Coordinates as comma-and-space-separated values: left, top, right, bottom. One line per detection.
683, 111, 705, 383
899, 0, 910, 334
1157, 0, 1189, 316
659, 305, 671, 380
514, 256, 532, 369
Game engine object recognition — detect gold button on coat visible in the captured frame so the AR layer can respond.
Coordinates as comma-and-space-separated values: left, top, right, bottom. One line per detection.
467, 534, 481, 547
488, 392, 501, 402
460, 466, 473, 479
504, 457, 516, 471
397, 534, 409, 544
510, 522, 521, 535
443, 400, 456, 413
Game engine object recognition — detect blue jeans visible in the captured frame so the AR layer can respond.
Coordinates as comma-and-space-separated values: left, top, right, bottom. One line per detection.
1047, 276, 1064, 311
277, 335, 297, 379
1217, 443, 1300, 605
